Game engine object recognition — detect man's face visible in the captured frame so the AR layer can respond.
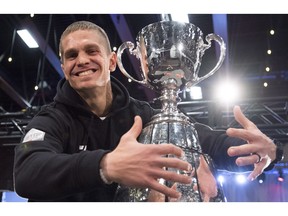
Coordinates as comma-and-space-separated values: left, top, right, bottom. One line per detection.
60, 29, 116, 91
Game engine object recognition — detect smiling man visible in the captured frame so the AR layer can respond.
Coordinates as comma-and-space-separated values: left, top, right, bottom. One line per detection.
59, 23, 116, 117
13, 21, 281, 202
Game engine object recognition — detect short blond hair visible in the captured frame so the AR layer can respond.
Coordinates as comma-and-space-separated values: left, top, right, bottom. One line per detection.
59, 21, 112, 62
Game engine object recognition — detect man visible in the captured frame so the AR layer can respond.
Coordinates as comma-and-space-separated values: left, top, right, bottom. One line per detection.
13, 20, 281, 202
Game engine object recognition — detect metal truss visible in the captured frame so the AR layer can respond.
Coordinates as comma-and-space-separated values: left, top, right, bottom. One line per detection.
179, 96, 288, 169
178, 96, 288, 143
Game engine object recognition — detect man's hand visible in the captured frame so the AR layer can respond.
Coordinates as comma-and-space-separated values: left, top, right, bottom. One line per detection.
148, 155, 218, 202
100, 115, 192, 199
196, 155, 218, 202
226, 106, 277, 181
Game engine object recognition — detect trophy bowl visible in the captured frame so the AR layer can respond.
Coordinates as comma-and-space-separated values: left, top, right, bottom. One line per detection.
115, 20, 226, 202
117, 20, 226, 91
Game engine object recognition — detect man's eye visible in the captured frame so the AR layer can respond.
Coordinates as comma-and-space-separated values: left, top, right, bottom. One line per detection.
69, 54, 77, 59
65, 53, 77, 60
88, 49, 99, 54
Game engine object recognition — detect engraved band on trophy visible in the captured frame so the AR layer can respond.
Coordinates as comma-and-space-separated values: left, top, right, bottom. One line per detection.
115, 21, 226, 202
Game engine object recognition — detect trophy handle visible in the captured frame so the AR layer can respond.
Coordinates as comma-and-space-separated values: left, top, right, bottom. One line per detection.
116, 41, 147, 85
193, 33, 226, 86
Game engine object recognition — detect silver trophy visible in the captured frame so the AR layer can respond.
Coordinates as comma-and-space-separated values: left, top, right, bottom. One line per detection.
115, 21, 226, 202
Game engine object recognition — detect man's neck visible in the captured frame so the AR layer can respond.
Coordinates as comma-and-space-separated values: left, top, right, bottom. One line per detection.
77, 84, 113, 117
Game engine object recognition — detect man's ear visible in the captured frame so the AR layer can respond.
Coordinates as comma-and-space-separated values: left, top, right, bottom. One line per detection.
61, 64, 68, 80
109, 52, 117, 72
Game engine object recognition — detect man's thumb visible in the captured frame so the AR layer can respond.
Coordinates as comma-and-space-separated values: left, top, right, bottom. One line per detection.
126, 115, 143, 139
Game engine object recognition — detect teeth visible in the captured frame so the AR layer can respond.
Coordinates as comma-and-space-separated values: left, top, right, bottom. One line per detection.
78, 70, 94, 76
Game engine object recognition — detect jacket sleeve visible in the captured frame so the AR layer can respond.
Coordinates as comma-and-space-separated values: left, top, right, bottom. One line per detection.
13, 108, 110, 201
194, 123, 254, 172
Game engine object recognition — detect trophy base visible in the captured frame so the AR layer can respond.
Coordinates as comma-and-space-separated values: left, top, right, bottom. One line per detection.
114, 112, 226, 202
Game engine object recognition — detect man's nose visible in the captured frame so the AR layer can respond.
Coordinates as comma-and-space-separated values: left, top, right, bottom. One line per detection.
77, 53, 89, 65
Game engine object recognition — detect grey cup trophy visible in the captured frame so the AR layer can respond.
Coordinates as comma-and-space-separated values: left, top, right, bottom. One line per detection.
115, 21, 226, 202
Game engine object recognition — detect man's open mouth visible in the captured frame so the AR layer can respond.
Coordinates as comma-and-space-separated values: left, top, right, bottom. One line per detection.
75, 69, 96, 76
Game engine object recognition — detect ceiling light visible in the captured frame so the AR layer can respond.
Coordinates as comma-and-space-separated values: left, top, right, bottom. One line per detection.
278, 169, 284, 182
217, 175, 225, 184
170, 14, 189, 23
214, 80, 241, 104
267, 49, 272, 55
186, 86, 203, 100
161, 14, 189, 23
17, 29, 39, 48
257, 173, 266, 184
235, 174, 247, 184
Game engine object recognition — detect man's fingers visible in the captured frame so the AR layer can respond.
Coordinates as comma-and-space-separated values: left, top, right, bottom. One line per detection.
149, 180, 181, 199
234, 154, 261, 166
130, 116, 143, 138
226, 128, 252, 141
233, 105, 257, 129
156, 156, 192, 173
227, 144, 256, 157
150, 143, 185, 159
247, 165, 265, 181
233, 106, 247, 127
123, 115, 143, 140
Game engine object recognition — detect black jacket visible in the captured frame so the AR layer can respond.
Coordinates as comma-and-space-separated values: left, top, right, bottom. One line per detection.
14, 76, 251, 202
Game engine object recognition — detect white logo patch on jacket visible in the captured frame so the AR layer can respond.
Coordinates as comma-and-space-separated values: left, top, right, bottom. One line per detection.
22, 128, 45, 143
